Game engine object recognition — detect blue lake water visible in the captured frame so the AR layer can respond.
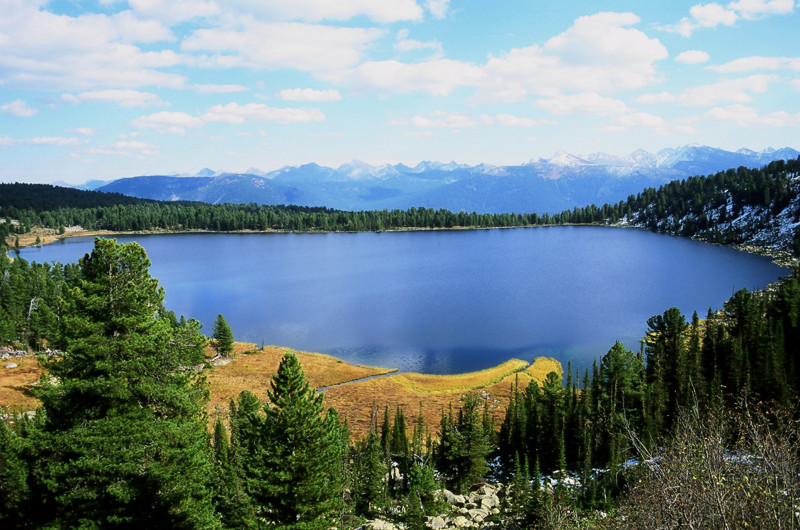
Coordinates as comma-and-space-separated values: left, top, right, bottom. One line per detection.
15, 227, 788, 375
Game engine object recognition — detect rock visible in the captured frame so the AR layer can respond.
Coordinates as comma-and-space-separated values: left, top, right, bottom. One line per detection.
452, 515, 471, 527
468, 508, 489, 520
442, 489, 458, 505
4, 363, 17, 369
210, 356, 231, 367
361, 520, 398, 530
480, 494, 498, 509
428, 515, 447, 529
453, 494, 466, 506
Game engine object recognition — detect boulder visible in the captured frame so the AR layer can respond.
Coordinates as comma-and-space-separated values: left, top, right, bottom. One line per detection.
4, 363, 17, 369
427, 515, 447, 529
441, 489, 458, 505
452, 515, 471, 527
361, 520, 398, 530
480, 494, 499, 509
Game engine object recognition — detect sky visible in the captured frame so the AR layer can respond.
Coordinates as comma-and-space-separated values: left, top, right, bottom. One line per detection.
0, 0, 798, 185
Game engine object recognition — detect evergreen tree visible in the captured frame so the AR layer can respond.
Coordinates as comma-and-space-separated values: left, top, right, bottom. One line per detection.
212, 417, 255, 528
0, 419, 28, 527
353, 428, 386, 516
436, 393, 491, 493
212, 313, 234, 356
245, 352, 343, 528
28, 238, 219, 528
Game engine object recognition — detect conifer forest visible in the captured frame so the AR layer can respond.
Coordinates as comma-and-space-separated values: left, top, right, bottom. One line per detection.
1, 159, 800, 528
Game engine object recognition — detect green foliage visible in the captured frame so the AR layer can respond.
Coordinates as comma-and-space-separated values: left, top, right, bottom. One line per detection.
437, 393, 492, 493
25, 238, 219, 528
0, 420, 28, 527
240, 352, 344, 528
212, 313, 234, 356
352, 428, 386, 516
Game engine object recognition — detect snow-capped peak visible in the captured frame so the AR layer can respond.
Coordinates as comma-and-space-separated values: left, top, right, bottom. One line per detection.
547, 150, 593, 167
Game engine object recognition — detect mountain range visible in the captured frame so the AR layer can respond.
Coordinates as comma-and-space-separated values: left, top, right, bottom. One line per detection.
94, 145, 800, 214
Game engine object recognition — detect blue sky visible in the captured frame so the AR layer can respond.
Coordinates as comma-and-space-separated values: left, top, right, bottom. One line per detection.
1, 0, 798, 185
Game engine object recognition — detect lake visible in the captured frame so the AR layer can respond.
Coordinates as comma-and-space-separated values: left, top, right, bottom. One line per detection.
14, 227, 788, 375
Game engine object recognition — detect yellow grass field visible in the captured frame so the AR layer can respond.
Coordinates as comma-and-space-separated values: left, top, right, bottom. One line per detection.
1, 343, 563, 440
0, 355, 42, 412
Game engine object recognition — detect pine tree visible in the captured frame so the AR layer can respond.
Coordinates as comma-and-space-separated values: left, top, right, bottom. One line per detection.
212, 417, 255, 528
0, 420, 28, 527
246, 351, 343, 528
353, 428, 386, 516
28, 238, 219, 528
212, 313, 234, 356
436, 393, 491, 493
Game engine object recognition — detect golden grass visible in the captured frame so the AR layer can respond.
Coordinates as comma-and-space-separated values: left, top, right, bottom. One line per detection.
391, 359, 530, 393
0, 356, 42, 412
323, 356, 562, 439
0, 343, 563, 441
204, 345, 395, 420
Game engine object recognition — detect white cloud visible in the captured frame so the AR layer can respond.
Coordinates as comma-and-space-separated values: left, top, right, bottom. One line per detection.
222, 0, 424, 23
0, 2, 185, 91
615, 112, 668, 130
394, 29, 443, 57
535, 93, 630, 116
182, 21, 384, 75
481, 12, 668, 100
131, 111, 206, 134
279, 88, 341, 102
193, 84, 249, 94
676, 50, 711, 64
480, 114, 551, 127
70, 127, 96, 136
132, 103, 325, 133
727, 0, 795, 19
392, 111, 550, 128
105, 10, 175, 43
665, 0, 795, 36
635, 92, 677, 104
31, 137, 83, 146
76, 89, 167, 107
425, 0, 450, 19
791, 79, 800, 91
409, 112, 479, 128
678, 75, 773, 106
128, 0, 220, 24
1, 99, 37, 117
690, 3, 738, 27
710, 56, 800, 73
203, 102, 325, 124
705, 104, 800, 127
342, 12, 668, 100
343, 59, 486, 97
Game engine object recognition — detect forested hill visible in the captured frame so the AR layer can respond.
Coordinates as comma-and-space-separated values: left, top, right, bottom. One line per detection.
624, 156, 800, 254
0, 182, 152, 211
2, 156, 800, 257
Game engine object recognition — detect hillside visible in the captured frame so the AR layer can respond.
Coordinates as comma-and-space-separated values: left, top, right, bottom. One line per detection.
622, 157, 800, 255
96, 145, 799, 215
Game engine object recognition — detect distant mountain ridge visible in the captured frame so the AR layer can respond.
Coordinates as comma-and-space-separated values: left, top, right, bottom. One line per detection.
96, 146, 800, 214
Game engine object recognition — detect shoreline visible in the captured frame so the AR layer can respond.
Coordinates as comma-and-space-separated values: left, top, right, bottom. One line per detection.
10, 222, 797, 271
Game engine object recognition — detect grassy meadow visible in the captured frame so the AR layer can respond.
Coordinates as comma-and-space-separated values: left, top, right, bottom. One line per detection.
1, 342, 563, 439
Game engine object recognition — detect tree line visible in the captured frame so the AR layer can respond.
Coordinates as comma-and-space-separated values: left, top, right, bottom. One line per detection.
3, 157, 799, 241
